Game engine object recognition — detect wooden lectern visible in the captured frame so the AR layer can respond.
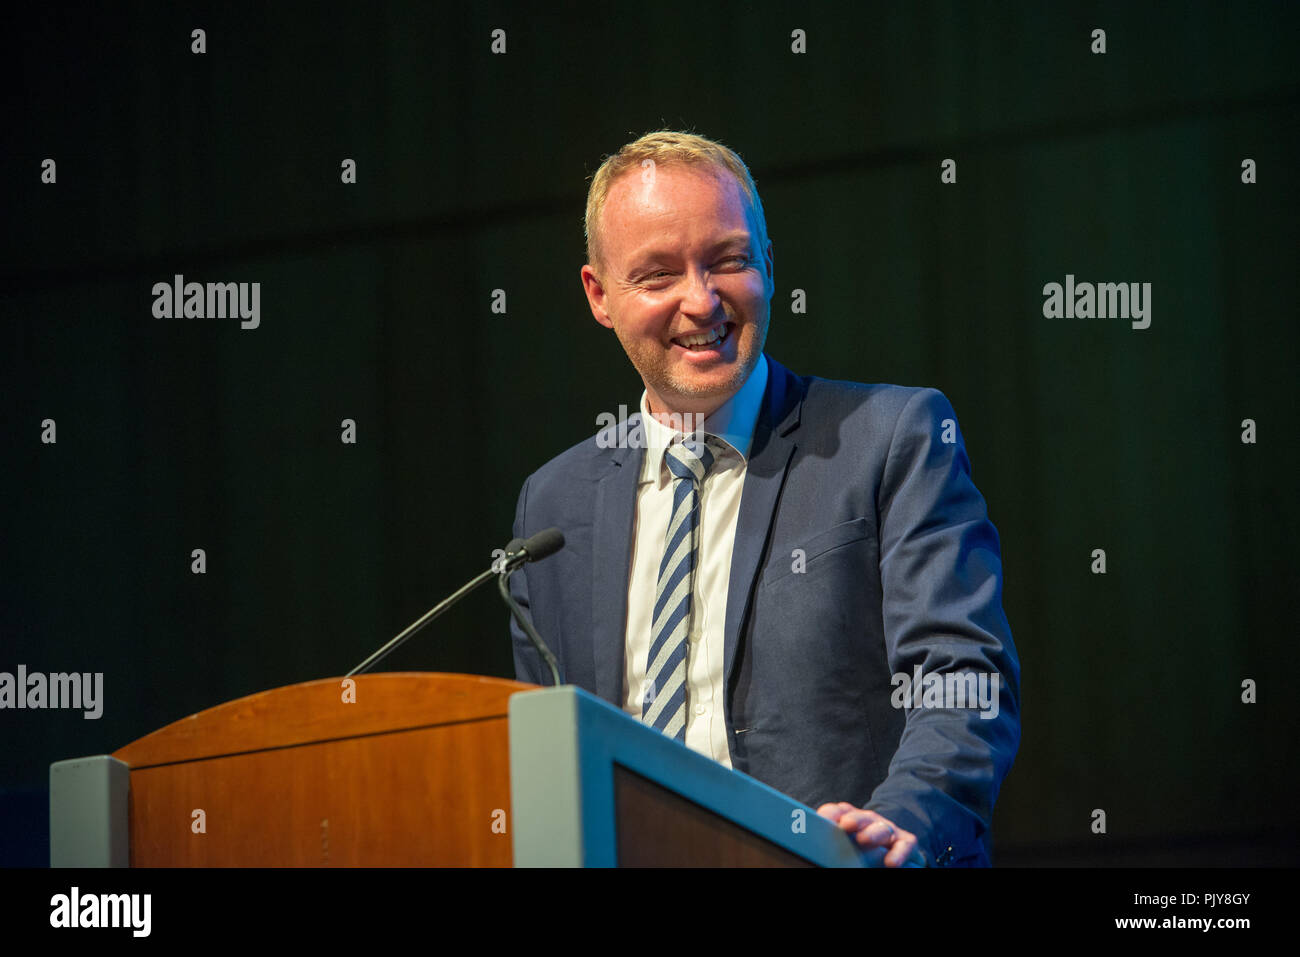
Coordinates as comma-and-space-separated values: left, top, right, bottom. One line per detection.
50, 674, 868, 867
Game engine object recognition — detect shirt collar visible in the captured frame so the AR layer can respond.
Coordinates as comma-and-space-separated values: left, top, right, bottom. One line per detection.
637, 353, 769, 486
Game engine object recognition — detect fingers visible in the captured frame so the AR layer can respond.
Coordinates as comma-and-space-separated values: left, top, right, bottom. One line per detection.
847, 814, 896, 853
815, 801, 853, 823
834, 807, 888, 838
882, 832, 920, 867
855, 819, 896, 848
823, 804, 922, 868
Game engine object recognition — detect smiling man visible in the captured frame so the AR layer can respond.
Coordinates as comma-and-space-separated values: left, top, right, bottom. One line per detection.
509, 130, 1020, 867
581, 153, 771, 418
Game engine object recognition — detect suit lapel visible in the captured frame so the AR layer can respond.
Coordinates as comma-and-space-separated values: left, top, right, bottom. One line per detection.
592, 423, 642, 705
588, 362, 805, 706
723, 358, 804, 692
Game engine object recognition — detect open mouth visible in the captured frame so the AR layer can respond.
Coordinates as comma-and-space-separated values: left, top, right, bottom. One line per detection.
671, 321, 733, 351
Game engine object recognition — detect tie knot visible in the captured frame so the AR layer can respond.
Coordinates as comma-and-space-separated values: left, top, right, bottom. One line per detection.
665, 436, 715, 483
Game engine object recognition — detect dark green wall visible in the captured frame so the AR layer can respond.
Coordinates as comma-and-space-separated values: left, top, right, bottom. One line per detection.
3, 0, 1297, 865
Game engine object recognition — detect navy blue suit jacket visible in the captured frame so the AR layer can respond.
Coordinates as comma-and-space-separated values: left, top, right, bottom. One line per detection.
509, 355, 1020, 866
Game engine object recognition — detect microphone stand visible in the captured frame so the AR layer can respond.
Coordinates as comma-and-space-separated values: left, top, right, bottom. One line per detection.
346, 567, 496, 677
498, 569, 562, 687
347, 529, 565, 680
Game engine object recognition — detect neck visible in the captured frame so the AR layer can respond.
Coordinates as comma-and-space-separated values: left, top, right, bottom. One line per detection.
645, 393, 729, 431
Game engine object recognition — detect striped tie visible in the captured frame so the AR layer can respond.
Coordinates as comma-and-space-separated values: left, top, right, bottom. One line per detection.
642, 436, 715, 741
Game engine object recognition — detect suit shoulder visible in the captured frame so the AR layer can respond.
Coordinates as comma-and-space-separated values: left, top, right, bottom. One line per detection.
516, 416, 632, 497
800, 376, 955, 425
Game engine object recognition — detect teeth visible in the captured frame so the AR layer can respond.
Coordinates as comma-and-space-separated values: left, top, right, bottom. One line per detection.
676, 324, 728, 348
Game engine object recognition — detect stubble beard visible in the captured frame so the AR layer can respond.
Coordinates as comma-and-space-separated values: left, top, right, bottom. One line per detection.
617, 315, 768, 414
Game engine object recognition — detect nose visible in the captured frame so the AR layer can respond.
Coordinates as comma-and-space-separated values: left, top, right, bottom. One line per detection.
679, 267, 722, 319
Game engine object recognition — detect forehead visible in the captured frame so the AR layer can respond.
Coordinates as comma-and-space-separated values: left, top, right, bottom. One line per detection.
601, 163, 754, 258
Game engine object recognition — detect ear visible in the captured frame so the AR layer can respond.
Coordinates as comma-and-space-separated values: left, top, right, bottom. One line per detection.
581, 263, 614, 329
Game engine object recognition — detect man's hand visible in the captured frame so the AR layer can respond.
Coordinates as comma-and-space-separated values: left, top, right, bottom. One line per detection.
817, 802, 926, 867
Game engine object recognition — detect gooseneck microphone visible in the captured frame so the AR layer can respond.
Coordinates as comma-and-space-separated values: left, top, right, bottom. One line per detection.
346, 528, 565, 678
498, 527, 565, 572
497, 529, 564, 687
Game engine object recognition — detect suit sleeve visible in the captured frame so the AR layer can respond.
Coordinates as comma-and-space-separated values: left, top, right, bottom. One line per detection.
865, 388, 1021, 867
509, 474, 547, 685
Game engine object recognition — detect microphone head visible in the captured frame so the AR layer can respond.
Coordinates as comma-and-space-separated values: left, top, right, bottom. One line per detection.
503, 537, 525, 554
522, 527, 565, 562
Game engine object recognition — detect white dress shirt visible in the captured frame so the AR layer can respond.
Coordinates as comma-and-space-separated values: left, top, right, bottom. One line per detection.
621, 355, 770, 768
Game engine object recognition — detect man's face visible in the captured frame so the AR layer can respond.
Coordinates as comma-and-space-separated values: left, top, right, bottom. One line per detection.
581, 163, 774, 417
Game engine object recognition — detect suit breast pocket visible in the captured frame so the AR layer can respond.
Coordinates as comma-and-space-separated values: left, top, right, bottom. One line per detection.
760, 516, 874, 589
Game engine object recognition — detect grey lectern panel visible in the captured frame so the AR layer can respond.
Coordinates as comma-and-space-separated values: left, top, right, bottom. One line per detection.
50, 755, 130, 867
509, 686, 871, 867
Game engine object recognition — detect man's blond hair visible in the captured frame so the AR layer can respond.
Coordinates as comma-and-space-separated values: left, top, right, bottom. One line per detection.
584, 130, 769, 273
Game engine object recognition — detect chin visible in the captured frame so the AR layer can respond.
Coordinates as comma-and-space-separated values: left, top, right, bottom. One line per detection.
664, 362, 749, 402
